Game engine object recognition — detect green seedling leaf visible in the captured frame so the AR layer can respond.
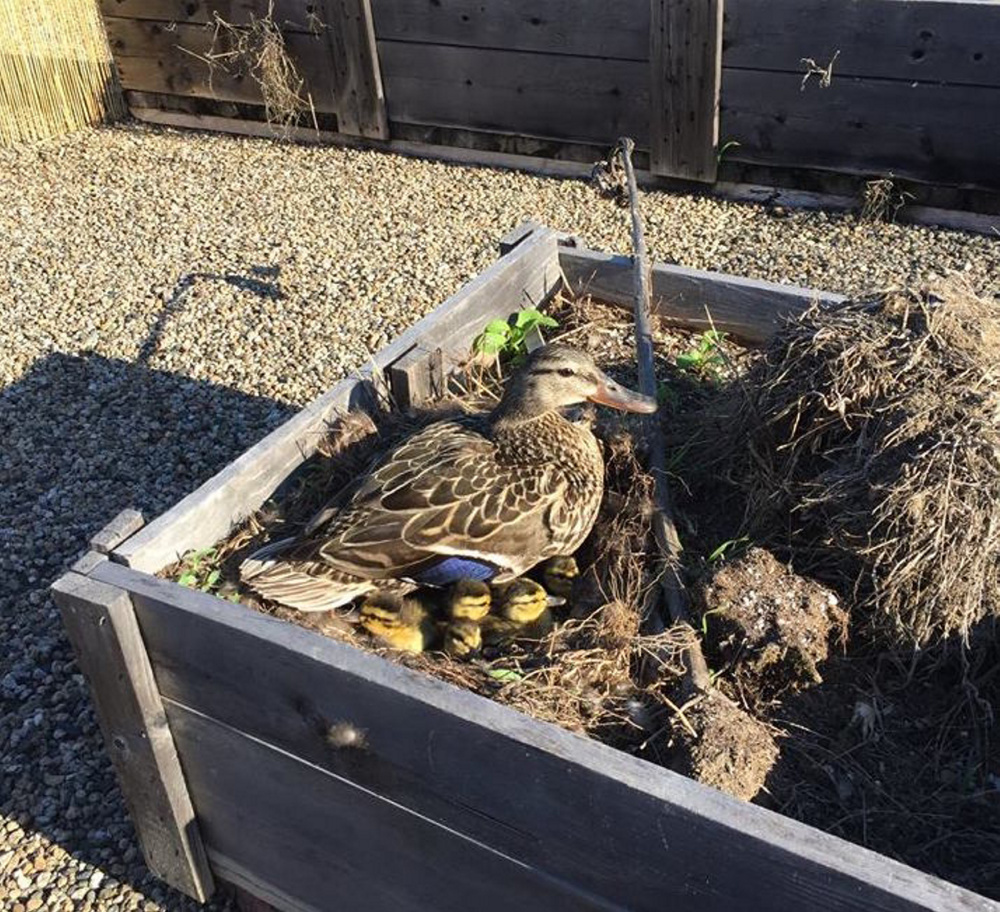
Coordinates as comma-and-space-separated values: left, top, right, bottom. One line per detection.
203, 569, 221, 590
177, 572, 198, 588
700, 606, 728, 637
514, 308, 558, 332
676, 352, 703, 370
488, 668, 524, 683
708, 536, 750, 563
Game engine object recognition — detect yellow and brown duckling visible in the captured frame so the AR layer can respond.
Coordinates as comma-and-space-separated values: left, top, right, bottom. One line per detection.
541, 555, 579, 603
443, 618, 483, 658
482, 578, 559, 646
358, 592, 434, 653
440, 579, 490, 658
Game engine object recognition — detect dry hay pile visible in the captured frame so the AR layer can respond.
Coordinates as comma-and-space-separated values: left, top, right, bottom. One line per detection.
720, 279, 1000, 646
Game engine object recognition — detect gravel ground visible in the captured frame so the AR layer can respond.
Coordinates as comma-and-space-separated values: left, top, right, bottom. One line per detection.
1, 121, 999, 911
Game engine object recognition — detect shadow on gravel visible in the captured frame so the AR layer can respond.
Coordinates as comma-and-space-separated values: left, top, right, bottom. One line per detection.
0, 342, 296, 909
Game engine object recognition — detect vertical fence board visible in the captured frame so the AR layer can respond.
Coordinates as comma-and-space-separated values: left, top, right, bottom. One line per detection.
321, 0, 389, 138
51, 572, 215, 902
650, 0, 724, 181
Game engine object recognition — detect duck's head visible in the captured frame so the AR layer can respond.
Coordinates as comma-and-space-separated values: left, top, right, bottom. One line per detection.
495, 345, 658, 421
443, 619, 482, 657
496, 578, 558, 623
449, 579, 492, 620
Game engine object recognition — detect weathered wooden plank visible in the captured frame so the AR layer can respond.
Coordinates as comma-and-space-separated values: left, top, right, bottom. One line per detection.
167, 703, 619, 912
387, 345, 444, 411
370, 0, 648, 61
559, 247, 845, 344
90, 560, 992, 912
50, 572, 215, 902
320, 0, 388, 138
90, 508, 146, 555
378, 41, 649, 146
721, 69, 1000, 189
724, 0, 1000, 89
113, 229, 560, 574
105, 17, 340, 112
650, 0, 724, 182
99, 0, 318, 30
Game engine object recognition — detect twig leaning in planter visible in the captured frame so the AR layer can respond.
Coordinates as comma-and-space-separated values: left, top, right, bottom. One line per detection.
614, 136, 712, 693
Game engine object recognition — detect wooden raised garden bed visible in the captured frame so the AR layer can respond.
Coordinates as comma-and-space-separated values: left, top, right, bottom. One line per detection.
52, 224, 992, 912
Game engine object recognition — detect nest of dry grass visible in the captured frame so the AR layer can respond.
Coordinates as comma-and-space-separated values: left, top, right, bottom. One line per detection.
718, 278, 1000, 646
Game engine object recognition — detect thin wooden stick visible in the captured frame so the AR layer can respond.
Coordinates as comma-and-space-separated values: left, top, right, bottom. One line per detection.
617, 136, 711, 692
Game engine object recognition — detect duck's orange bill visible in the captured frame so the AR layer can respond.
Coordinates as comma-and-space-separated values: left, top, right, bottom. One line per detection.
589, 375, 659, 414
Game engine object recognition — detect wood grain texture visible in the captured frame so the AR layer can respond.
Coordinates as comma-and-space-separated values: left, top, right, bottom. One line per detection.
114, 229, 560, 574
370, 0, 648, 61
387, 345, 444, 411
320, 0, 388, 138
724, 0, 1000, 88
559, 247, 845, 344
104, 17, 339, 111
378, 41, 649, 146
90, 508, 146, 555
99, 0, 318, 29
89, 560, 992, 912
50, 572, 214, 902
650, 0, 724, 181
168, 704, 618, 911
721, 68, 1000, 189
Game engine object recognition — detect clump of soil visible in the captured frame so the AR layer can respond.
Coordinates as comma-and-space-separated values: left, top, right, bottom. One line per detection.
696, 547, 848, 701
717, 279, 1000, 646
672, 690, 780, 802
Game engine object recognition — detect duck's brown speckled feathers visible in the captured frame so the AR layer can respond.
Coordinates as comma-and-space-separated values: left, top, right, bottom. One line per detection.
240, 345, 657, 612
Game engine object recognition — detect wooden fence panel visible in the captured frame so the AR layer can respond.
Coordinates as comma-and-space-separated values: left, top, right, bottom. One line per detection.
378, 41, 648, 146
650, 0, 724, 181
370, 0, 648, 60
721, 69, 1000, 187
105, 17, 339, 110
99, 0, 317, 29
320, 0, 388, 138
724, 0, 1000, 88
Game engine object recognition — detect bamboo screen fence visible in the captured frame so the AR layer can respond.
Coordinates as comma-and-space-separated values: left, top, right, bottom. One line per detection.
0, 0, 124, 146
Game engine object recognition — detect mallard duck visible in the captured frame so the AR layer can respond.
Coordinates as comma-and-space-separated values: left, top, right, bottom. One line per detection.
443, 618, 482, 658
241, 344, 657, 611
482, 578, 556, 646
540, 555, 580, 602
358, 593, 434, 652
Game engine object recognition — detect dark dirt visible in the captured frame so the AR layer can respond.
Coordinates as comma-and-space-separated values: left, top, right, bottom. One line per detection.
695, 547, 849, 704
672, 690, 780, 803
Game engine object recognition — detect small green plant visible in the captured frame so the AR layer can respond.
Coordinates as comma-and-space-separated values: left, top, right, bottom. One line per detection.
676, 329, 727, 380
176, 547, 227, 594
474, 309, 558, 362
708, 536, 750, 563
700, 606, 727, 637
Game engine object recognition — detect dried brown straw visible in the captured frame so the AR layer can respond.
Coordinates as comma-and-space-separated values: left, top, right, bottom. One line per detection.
0, 1, 125, 146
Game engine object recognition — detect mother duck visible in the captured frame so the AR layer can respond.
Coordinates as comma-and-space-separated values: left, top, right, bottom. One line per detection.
240, 344, 657, 611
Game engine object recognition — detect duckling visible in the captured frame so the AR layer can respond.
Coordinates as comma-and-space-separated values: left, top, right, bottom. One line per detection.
541, 555, 580, 603
443, 618, 483, 658
446, 579, 492, 621
358, 593, 434, 652
482, 578, 557, 646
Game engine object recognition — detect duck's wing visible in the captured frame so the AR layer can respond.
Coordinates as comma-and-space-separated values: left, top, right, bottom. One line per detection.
315, 419, 566, 580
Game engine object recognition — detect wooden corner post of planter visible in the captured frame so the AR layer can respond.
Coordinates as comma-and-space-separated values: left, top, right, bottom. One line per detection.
650, 0, 724, 182
51, 515, 214, 902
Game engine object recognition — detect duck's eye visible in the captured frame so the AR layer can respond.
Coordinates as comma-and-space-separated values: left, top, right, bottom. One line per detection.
558, 367, 575, 377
